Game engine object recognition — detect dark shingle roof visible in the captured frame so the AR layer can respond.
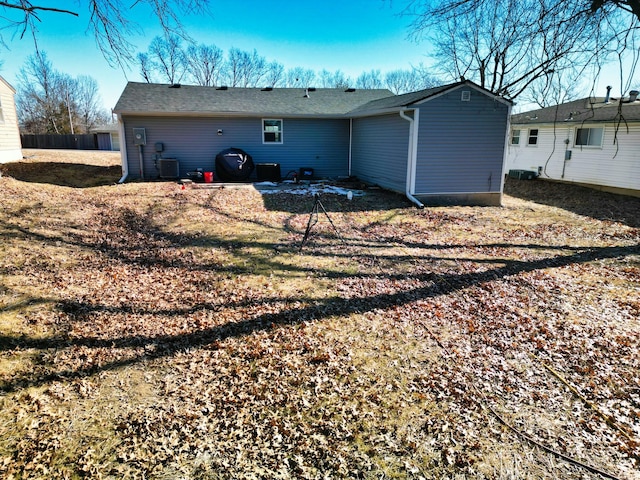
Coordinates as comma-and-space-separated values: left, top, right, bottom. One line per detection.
348, 80, 511, 115
348, 83, 461, 114
113, 83, 395, 117
511, 96, 640, 124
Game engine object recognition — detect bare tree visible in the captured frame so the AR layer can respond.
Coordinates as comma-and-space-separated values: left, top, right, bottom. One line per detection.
410, 63, 443, 89
591, 0, 640, 19
137, 53, 155, 83
356, 70, 383, 89
147, 35, 187, 84
405, 0, 637, 100
224, 48, 267, 87
332, 70, 351, 89
16, 51, 63, 133
185, 43, 225, 86
385, 69, 418, 94
75, 75, 110, 132
16, 52, 108, 134
264, 61, 286, 87
520, 67, 585, 108
383, 66, 439, 94
0, 1, 212, 69
315, 69, 352, 88
285, 67, 316, 87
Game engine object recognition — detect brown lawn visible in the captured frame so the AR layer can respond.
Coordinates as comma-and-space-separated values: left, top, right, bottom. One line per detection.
0, 149, 638, 479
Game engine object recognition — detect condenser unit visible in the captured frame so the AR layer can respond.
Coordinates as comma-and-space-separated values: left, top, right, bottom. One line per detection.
508, 169, 536, 180
158, 158, 179, 179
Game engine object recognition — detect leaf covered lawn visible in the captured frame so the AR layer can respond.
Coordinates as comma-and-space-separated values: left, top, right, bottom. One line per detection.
0, 150, 639, 479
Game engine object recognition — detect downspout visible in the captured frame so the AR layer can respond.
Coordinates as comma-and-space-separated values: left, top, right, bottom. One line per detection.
399, 108, 425, 209
117, 114, 129, 183
348, 118, 353, 177
498, 102, 513, 204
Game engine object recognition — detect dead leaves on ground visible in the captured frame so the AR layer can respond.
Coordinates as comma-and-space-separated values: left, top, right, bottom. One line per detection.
0, 175, 638, 479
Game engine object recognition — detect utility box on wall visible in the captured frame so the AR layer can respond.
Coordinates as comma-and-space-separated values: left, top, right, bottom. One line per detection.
133, 128, 146, 146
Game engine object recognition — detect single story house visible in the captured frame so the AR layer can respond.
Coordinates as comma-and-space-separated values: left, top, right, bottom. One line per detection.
113, 80, 512, 206
0, 76, 22, 163
90, 123, 120, 151
507, 89, 640, 197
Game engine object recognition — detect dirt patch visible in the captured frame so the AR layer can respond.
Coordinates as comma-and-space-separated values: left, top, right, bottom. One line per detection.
0, 149, 122, 187
0, 150, 638, 479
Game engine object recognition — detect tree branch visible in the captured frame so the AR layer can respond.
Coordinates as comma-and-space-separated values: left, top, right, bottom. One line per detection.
0, 1, 78, 17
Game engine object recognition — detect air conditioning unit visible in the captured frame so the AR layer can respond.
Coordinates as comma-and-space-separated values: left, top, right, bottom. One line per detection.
158, 158, 179, 179
508, 169, 536, 180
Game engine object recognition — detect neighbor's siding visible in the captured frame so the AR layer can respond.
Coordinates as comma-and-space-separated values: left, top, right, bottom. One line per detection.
0, 78, 22, 163
121, 116, 350, 180
414, 86, 509, 195
350, 114, 409, 193
507, 123, 640, 193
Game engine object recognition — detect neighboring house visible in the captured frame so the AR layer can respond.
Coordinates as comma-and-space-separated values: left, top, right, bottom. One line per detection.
0, 76, 22, 163
507, 90, 640, 197
90, 123, 120, 151
113, 80, 511, 206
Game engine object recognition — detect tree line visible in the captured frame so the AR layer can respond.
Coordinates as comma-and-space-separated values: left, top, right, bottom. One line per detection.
136, 35, 439, 94
11, 0, 640, 134
16, 52, 111, 135
16, 38, 440, 136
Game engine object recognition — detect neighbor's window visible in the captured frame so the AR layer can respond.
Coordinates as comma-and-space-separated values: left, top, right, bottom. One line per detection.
0, 99, 4, 123
263, 119, 283, 144
575, 127, 603, 147
511, 129, 521, 145
527, 128, 539, 146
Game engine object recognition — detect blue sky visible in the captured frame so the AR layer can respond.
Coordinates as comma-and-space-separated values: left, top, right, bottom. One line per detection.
0, 0, 430, 112
0, 0, 632, 114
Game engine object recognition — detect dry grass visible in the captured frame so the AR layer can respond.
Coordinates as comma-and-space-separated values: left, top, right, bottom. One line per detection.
4, 148, 122, 187
0, 149, 638, 479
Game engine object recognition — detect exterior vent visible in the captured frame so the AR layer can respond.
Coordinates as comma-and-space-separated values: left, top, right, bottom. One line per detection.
158, 158, 179, 179
345, 88, 356, 92
461, 90, 471, 101
629, 90, 639, 102
261, 87, 273, 91
216, 86, 228, 90
169, 83, 181, 88
605, 85, 612, 103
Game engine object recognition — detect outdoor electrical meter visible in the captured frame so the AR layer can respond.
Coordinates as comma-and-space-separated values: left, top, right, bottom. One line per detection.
133, 128, 146, 146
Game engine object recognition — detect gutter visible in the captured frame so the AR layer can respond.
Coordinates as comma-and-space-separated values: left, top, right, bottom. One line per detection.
117, 114, 128, 183
399, 108, 425, 209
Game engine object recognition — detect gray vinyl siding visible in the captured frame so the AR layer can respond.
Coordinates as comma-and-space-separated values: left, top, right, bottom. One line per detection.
122, 116, 350, 180
351, 114, 409, 192
414, 88, 509, 194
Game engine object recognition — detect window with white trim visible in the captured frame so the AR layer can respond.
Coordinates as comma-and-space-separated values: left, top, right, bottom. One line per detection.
510, 129, 521, 145
527, 128, 539, 146
574, 127, 603, 147
263, 119, 283, 144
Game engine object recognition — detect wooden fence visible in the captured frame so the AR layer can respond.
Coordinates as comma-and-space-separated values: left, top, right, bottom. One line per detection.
21, 134, 98, 150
